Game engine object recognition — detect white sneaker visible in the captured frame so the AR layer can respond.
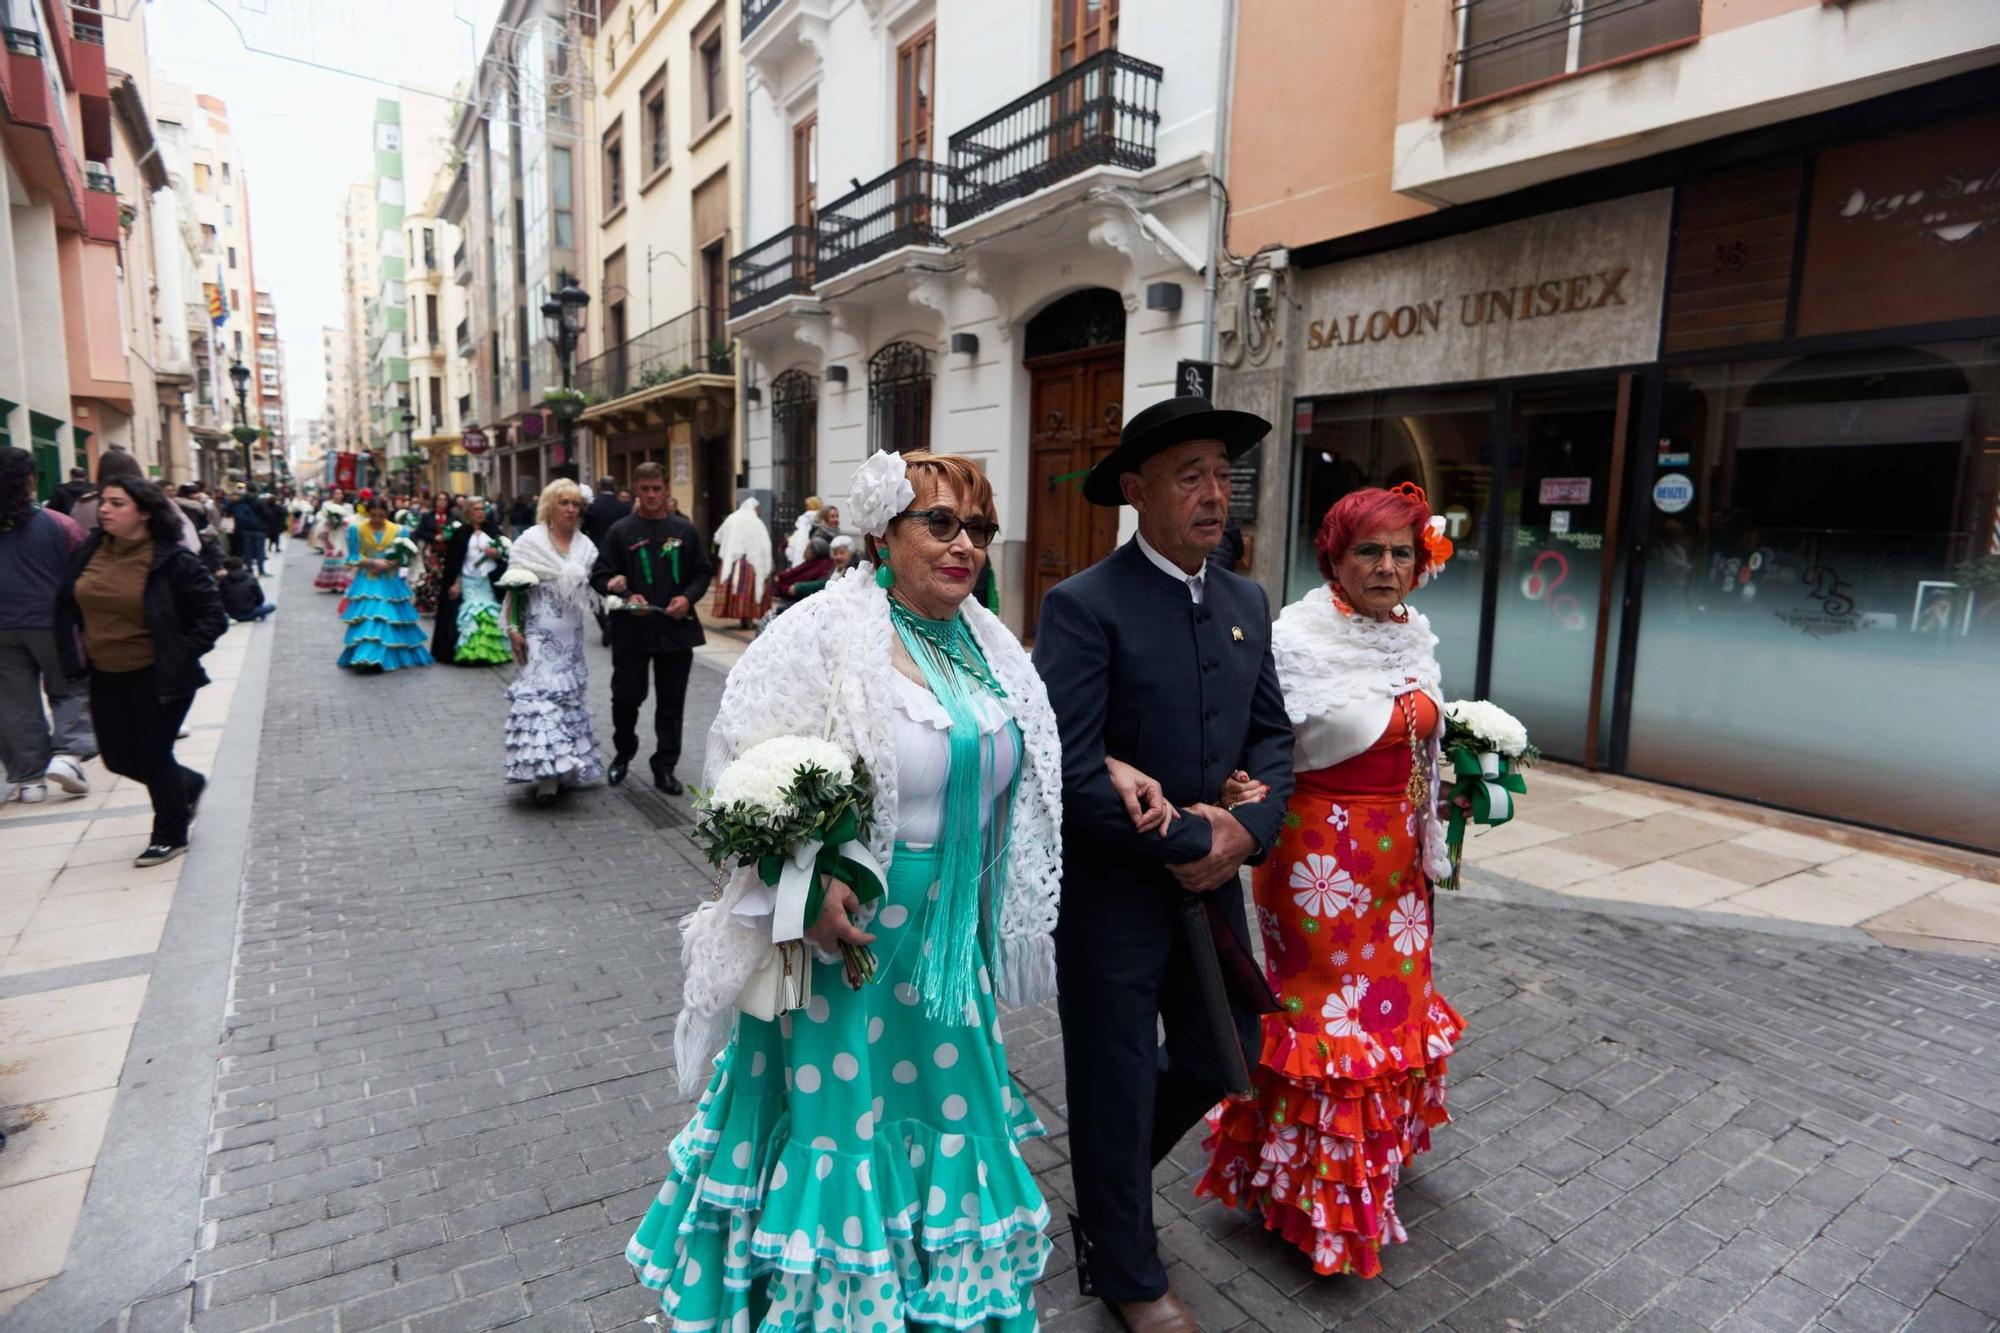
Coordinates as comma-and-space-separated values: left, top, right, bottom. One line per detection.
47, 755, 89, 795
16, 782, 47, 804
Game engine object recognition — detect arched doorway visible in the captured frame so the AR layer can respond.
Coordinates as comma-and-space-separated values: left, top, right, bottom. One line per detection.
770, 368, 818, 536
1024, 288, 1125, 638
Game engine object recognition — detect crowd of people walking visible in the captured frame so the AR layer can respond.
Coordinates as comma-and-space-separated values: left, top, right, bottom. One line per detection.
3, 393, 1466, 1331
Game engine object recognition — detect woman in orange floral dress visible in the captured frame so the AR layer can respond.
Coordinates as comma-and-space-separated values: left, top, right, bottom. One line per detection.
1196, 483, 1465, 1279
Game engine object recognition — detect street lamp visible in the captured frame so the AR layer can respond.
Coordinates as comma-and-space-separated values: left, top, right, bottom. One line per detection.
541, 272, 589, 482
401, 401, 417, 497
228, 360, 255, 489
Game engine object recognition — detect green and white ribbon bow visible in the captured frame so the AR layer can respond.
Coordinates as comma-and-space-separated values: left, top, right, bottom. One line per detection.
761, 805, 886, 944
1445, 747, 1528, 842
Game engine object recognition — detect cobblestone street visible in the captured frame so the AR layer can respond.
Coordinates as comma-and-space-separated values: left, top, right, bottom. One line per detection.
37, 549, 2000, 1333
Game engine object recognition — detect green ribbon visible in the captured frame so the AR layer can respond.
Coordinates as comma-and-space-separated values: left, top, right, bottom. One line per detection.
756, 804, 885, 932
1443, 747, 1528, 846
667, 543, 680, 584
638, 544, 654, 587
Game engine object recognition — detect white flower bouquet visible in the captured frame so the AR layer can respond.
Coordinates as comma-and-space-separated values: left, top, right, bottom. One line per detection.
495, 567, 539, 589
692, 736, 884, 988
1440, 700, 1538, 889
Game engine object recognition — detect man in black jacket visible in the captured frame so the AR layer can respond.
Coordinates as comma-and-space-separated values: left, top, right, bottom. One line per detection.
583, 477, 632, 646
589, 462, 711, 793
1032, 396, 1295, 1333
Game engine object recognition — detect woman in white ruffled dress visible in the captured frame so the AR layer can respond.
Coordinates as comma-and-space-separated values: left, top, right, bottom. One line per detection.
500, 479, 604, 805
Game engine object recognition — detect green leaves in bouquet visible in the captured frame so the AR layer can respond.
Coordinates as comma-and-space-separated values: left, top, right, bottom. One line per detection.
689, 759, 877, 870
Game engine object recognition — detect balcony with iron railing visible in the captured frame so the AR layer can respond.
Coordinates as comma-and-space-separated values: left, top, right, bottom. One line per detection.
574, 305, 729, 404
816, 159, 949, 285
728, 226, 816, 320
948, 48, 1162, 225
742, 0, 785, 39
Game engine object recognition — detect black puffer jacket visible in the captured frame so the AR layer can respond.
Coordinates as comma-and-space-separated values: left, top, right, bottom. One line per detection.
55, 532, 228, 696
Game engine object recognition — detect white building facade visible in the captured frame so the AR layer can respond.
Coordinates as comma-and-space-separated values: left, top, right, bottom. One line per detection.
730, 0, 1227, 636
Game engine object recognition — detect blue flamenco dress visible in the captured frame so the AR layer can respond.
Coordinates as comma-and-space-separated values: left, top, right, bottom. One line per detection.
337, 520, 433, 671
628, 673, 1049, 1332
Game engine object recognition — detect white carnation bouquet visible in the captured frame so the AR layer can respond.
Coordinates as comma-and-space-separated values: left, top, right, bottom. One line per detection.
1440, 700, 1538, 889
495, 567, 539, 589
691, 736, 884, 987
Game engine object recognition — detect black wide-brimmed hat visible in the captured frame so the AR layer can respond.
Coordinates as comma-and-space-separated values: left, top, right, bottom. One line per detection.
1083, 395, 1271, 506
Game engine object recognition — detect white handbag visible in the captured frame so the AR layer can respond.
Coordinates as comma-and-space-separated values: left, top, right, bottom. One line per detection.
735, 938, 813, 1022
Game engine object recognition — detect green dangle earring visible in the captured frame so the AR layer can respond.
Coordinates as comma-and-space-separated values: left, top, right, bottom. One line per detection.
875, 559, 895, 589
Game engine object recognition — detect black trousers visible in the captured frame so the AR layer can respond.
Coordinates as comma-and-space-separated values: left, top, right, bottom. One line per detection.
609, 647, 693, 775
1055, 865, 1260, 1302
90, 666, 199, 845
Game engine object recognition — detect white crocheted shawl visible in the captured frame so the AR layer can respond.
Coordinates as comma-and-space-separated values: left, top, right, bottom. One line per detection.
673, 564, 1063, 1094
1271, 584, 1454, 885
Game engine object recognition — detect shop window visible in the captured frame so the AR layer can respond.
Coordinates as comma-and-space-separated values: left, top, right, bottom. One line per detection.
1456, 0, 1699, 104
868, 341, 932, 455
770, 368, 818, 539
1626, 342, 2000, 851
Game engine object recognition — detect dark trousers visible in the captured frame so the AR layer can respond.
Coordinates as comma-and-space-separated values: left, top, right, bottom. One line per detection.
609, 647, 693, 775
1056, 865, 1260, 1302
90, 667, 199, 845
242, 529, 267, 573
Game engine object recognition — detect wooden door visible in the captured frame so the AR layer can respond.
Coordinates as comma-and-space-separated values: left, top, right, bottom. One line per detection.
792, 114, 818, 229
896, 25, 935, 162
1026, 344, 1124, 640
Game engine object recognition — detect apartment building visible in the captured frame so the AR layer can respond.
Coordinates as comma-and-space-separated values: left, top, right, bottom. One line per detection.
444, 0, 594, 501
366, 95, 454, 490
1215, 0, 2000, 849
405, 153, 472, 495
730, 0, 1226, 636
331, 179, 375, 469
573, 0, 740, 533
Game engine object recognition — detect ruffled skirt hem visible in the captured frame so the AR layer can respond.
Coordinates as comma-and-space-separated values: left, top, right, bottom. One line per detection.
1196, 997, 1464, 1279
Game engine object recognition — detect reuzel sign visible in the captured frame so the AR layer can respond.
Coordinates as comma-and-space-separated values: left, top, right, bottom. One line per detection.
1306, 268, 1632, 349
1295, 191, 1671, 396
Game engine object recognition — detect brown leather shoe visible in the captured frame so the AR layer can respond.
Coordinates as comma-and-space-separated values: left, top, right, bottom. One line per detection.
1110, 1290, 1200, 1333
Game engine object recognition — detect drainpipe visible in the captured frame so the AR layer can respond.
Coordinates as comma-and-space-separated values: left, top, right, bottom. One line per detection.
1201, 0, 1238, 365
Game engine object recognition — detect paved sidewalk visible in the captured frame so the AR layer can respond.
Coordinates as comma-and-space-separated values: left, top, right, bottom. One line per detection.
1, 555, 281, 1321
9, 547, 2000, 1333
1458, 765, 2000, 955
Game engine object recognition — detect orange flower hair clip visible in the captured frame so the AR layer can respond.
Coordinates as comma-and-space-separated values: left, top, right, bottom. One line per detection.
1418, 515, 1454, 586
1389, 481, 1428, 505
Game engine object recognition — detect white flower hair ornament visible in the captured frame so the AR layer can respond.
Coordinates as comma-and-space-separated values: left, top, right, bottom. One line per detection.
846, 450, 916, 539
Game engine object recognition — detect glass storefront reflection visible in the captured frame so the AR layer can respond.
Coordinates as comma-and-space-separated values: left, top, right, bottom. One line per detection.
1289, 390, 1496, 695
1625, 342, 2000, 850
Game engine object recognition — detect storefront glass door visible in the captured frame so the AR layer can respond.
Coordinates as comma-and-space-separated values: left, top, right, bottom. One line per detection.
1486, 381, 1625, 762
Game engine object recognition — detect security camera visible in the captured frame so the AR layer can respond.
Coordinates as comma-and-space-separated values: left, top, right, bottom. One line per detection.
1250, 270, 1276, 321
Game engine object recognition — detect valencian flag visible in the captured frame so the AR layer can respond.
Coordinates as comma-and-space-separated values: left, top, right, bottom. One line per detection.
208, 269, 228, 327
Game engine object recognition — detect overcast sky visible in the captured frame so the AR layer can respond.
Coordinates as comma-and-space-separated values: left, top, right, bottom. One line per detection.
142, 0, 505, 433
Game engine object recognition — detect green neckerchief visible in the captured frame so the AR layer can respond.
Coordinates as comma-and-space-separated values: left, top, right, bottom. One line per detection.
889, 594, 1009, 1023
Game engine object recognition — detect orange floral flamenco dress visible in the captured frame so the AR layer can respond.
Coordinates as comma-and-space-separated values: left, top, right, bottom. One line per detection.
1197, 584, 1464, 1278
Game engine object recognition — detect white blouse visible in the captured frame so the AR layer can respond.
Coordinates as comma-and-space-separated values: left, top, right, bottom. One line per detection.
889, 670, 1020, 846
466, 531, 499, 576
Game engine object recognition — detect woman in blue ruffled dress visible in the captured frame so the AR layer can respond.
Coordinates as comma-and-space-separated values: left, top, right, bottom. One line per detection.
629, 450, 1065, 1331
336, 498, 432, 671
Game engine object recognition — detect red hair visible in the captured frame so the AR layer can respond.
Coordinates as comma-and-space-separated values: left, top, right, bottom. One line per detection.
1314, 484, 1433, 585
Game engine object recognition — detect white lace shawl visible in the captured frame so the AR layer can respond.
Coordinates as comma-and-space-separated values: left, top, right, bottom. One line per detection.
1272, 584, 1453, 885
507, 524, 599, 615
673, 564, 1063, 1094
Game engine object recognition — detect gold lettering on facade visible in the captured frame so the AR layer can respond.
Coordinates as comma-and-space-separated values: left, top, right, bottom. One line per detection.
1309, 268, 1631, 351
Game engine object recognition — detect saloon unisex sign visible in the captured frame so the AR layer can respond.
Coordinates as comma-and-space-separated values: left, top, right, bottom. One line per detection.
1296, 191, 1673, 396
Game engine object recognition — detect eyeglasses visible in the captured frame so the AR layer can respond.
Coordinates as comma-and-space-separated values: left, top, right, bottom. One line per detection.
901, 508, 1000, 549
1351, 543, 1416, 566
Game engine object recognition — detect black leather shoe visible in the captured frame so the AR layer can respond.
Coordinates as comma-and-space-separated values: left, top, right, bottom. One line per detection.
654, 769, 683, 796
607, 758, 629, 786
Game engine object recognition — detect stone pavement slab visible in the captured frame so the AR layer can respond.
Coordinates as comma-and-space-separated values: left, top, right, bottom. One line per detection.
30, 551, 2000, 1333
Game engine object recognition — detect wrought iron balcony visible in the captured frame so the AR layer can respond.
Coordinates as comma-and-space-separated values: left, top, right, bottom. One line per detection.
574, 305, 728, 403
742, 0, 784, 38
948, 48, 1162, 225
816, 159, 948, 284
728, 225, 816, 319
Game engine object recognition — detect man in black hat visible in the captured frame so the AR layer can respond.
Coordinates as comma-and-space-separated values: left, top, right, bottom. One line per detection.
589, 462, 710, 793
1032, 395, 1295, 1332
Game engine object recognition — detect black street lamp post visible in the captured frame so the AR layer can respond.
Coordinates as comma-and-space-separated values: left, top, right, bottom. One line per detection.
401, 402, 417, 495
228, 359, 255, 487
541, 272, 589, 483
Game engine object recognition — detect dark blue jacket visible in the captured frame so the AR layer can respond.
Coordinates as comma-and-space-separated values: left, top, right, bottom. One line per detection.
1032, 538, 1295, 877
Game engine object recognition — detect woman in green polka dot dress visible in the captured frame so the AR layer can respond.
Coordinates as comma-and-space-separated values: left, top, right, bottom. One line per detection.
631, 451, 1066, 1331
